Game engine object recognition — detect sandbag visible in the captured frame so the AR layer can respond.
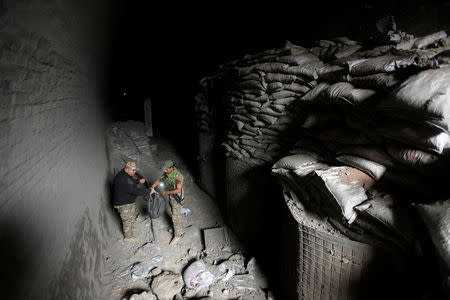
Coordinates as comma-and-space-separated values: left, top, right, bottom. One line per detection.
270, 104, 285, 113
252, 149, 274, 161
257, 113, 278, 125
416, 200, 450, 270
330, 36, 359, 46
317, 65, 349, 82
285, 40, 308, 55
413, 31, 447, 49
265, 73, 297, 83
276, 115, 296, 125
252, 120, 266, 127
243, 94, 269, 103
240, 80, 266, 90
233, 120, 245, 130
242, 72, 263, 81
385, 142, 440, 166
336, 155, 387, 180
266, 143, 281, 152
336, 145, 397, 168
271, 152, 322, 175
334, 44, 363, 59
282, 82, 311, 94
318, 39, 336, 47
320, 82, 377, 105
241, 48, 290, 62
266, 82, 283, 93
253, 62, 289, 73
283, 65, 320, 80
347, 73, 400, 90
239, 88, 265, 96
240, 139, 266, 149
376, 120, 450, 154
377, 67, 450, 131
311, 166, 375, 223
246, 107, 262, 115
309, 46, 337, 61
243, 100, 262, 108
354, 190, 415, 246
345, 54, 419, 75
242, 124, 260, 135
269, 90, 298, 100
231, 142, 241, 150
301, 82, 330, 102
260, 106, 285, 117
259, 127, 282, 136
240, 144, 255, 155
277, 53, 319, 65
223, 143, 244, 159
240, 148, 251, 158
232, 114, 251, 122
273, 97, 297, 105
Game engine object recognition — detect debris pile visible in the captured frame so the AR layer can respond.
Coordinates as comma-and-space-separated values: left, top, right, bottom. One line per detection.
118, 230, 271, 300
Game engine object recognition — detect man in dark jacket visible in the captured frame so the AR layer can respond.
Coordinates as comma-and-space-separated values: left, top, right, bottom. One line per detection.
113, 161, 150, 242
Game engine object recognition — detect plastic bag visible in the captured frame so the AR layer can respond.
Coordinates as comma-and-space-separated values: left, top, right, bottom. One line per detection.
135, 242, 161, 258
228, 274, 258, 292
181, 207, 191, 216
148, 193, 165, 219
183, 260, 215, 291
117, 256, 165, 281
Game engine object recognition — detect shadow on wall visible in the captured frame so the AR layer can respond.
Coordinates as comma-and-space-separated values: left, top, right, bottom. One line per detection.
0, 222, 35, 299
224, 158, 286, 296
49, 208, 110, 299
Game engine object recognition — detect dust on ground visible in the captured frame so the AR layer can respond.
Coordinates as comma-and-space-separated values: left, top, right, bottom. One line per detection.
103, 121, 273, 300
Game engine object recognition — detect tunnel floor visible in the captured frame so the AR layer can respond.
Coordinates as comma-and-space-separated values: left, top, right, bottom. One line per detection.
103, 121, 271, 299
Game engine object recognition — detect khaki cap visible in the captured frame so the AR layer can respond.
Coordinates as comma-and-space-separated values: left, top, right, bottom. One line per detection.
162, 160, 174, 171
125, 161, 138, 170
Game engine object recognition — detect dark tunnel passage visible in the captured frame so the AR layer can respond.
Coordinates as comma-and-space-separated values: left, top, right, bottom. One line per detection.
0, 0, 449, 299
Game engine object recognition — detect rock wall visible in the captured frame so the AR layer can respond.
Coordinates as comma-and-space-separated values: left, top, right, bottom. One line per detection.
0, 1, 115, 299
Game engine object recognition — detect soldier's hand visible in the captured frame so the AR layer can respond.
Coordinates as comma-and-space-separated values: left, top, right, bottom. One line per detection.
150, 187, 155, 195
139, 178, 145, 184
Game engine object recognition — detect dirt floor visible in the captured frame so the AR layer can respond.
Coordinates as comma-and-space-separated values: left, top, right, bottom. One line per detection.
103, 121, 273, 300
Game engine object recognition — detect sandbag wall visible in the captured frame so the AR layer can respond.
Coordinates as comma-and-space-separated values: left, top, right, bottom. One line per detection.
195, 22, 450, 299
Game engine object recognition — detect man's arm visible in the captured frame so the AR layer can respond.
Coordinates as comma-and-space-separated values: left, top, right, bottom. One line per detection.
129, 178, 150, 196
150, 175, 164, 194
167, 176, 183, 195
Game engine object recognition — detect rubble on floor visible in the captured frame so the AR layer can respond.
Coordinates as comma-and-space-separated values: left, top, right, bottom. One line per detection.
106, 122, 273, 300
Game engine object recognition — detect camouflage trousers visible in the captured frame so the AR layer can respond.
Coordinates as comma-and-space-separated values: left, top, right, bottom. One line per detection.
114, 203, 135, 238
169, 195, 183, 237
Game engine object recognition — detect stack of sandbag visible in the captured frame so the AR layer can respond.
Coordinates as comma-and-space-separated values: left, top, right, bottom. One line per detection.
269, 27, 449, 254
271, 152, 417, 253
195, 18, 450, 170
195, 41, 342, 165
194, 77, 215, 133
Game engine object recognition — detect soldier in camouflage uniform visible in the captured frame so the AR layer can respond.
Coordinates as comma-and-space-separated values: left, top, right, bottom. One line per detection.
113, 161, 150, 242
150, 160, 185, 246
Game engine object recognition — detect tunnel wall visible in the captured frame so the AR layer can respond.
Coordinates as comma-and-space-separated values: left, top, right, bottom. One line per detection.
0, 1, 114, 299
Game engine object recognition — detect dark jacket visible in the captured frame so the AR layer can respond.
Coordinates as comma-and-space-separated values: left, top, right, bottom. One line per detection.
113, 169, 150, 206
